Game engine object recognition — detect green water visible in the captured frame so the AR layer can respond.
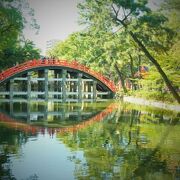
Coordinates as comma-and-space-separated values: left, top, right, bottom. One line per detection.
0, 101, 179, 180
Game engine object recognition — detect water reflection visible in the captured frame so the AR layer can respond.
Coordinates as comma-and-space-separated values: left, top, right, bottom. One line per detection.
0, 101, 111, 124
0, 101, 115, 136
57, 103, 180, 180
0, 101, 179, 180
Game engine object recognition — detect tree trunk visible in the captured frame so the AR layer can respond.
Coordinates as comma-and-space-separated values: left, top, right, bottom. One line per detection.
128, 53, 136, 90
137, 53, 142, 90
128, 31, 180, 103
114, 63, 127, 93
129, 53, 134, 78
116, 19, 180, 103
138, 53, 141, 74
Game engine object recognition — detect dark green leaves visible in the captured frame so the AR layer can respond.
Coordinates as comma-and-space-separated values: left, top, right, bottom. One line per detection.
0, 0, 40, 70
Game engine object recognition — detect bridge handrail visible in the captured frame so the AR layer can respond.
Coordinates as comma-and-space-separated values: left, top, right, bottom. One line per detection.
0, 59, 116, 92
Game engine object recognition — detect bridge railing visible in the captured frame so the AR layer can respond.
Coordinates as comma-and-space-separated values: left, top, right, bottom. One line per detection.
0, 59, 117, 92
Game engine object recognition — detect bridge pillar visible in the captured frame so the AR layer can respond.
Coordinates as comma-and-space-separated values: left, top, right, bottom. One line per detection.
38, 70, 44, 99
54, 69, 61, 99
62, 69, 67, 103
27, 72, 31, 101
83, 82, 87, 99
78, 73, 82, 102
5, 81, 9, 99
88, 82, 91, 99
93, 81, 97, 102
77, 106, 82, 121
10, 101, 13, 116
9, 79, 14, 101
44, 69, 49, 101
44, 103, 48, 124
26, 102, 30, 122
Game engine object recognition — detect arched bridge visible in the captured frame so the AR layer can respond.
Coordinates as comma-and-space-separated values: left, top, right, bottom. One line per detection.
0, 59, 116, 102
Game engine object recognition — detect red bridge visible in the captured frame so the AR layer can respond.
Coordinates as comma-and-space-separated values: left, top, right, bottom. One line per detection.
0, 59, 116, 102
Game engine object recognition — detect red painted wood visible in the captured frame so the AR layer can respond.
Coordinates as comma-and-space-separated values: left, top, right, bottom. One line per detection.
0, 59, 116, 92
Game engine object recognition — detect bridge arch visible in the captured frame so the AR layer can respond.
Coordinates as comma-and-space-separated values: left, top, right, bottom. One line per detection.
0, 59, 116, 102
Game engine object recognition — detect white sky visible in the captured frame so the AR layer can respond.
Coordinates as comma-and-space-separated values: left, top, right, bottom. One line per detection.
23, 0, 162, 56
23, 0, 84, 55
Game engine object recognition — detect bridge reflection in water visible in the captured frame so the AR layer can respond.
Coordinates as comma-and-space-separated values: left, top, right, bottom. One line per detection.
0, 101, 116, 135
0, 101, 179, 180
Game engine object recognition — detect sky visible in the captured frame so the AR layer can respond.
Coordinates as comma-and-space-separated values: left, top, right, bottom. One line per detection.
23, 0, 162, 56
23, 0, 83, 55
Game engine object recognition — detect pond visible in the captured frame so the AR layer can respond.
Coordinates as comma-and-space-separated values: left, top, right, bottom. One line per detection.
0, 101, 179, 180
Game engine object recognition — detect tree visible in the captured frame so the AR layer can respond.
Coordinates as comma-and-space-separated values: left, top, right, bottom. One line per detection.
0, 0, 40, 70
0, 40, 40, 69
0, 1, 23, 53
78, 0, 180, 103
47, 30, 140, 93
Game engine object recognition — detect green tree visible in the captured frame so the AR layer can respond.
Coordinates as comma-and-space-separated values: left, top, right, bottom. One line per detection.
0, 40, 40, 69
78, 0, 180, 103
0, 0, 40, 70
48, 30, 140, 93
134, 0, 180, 102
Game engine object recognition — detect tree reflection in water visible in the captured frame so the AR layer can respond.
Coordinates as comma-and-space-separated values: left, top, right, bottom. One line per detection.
0, 101, 179, 179
0, 124, 37, 180
57, 104, 180, 180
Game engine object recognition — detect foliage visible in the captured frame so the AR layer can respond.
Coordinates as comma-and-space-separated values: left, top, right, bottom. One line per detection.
48, 0, 180, 103
0, 0, 40, 70
134, 0, 180, 103
0, 40, 40, 69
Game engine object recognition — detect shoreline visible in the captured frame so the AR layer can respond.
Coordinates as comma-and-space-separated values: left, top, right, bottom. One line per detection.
123, 96, 180, 112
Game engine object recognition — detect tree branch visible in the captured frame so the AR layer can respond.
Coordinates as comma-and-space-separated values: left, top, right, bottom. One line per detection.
111, 4, 119, 18
121, 10, 133, 22
0, 24, 14, 35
